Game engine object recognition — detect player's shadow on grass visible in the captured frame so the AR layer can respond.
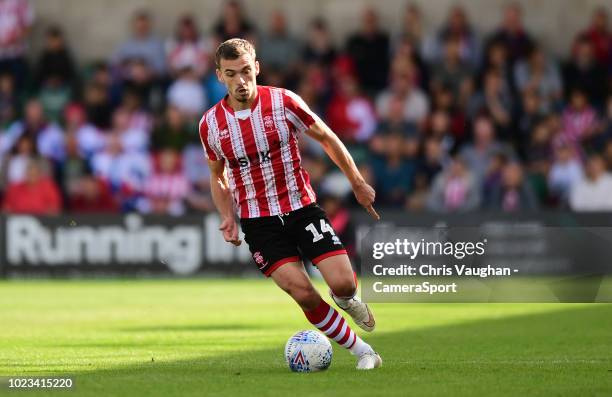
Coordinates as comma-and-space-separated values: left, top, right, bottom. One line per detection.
48, 304, 612, 396
121, 323, 264, 333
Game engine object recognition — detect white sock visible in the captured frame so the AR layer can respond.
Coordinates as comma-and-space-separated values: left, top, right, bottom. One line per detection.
349, 335, 374, 356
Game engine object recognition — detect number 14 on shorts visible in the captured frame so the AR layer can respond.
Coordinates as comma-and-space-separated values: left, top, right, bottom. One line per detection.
305, 220, 342, 245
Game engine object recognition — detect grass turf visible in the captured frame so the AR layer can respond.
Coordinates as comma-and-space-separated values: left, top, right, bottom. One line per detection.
0, 279, 610, 396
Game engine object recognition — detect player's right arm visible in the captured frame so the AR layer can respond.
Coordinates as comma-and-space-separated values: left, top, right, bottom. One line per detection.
200, 111, 241, 246
208, 159, 241, 246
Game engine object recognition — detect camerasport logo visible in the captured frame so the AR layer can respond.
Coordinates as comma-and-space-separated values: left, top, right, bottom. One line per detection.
253, 252, 268, 269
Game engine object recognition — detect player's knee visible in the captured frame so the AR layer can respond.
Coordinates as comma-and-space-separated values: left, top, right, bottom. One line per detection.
331, 279, 356, 299
287, 283, 319, 309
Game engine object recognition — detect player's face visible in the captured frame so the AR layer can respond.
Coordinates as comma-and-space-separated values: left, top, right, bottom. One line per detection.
217, 53, 260, 103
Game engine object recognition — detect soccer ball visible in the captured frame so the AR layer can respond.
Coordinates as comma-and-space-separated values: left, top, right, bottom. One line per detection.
284, 330, 332, 372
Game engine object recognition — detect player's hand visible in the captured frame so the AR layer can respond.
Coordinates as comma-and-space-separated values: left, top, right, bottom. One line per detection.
219, 217, 242, 246
352, 180, 380, 220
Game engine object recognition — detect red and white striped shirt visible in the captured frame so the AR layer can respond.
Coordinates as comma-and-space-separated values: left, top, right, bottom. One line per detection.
199, 85, 318, 219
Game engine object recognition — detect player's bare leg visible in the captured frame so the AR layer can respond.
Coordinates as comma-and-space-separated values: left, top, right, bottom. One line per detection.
270, 261, 321, 311
270, 261, 381, 370
315, 254, 376, 332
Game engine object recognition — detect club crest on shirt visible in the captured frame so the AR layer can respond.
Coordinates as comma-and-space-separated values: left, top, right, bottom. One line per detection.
219, 128, 230, 139
263, 115, 274, 130
253, 251, 268, 269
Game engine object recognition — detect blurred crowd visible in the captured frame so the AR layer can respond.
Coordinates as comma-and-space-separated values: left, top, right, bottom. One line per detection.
1, 0, 612, 219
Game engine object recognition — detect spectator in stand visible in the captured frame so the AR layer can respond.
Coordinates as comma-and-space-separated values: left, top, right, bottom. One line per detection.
140, 148, 190, 216
570, 154, 612, 211
295, 73, 329, 157
83, 82, 113, 130
0, 134, 48, 188
514, 46, 562, 113
151, 105, 194, 151
301, 155, 328, 194
214, 0, 255, 42
525, 120, 553, 171
485, 3, 534, 66
416, 136, 446, 185
602, 96, 612, 141
374, 95, 419, 139
376, 62, 429, 129
603, 139, 612, 172
425, 110, 456, 157
468, 68, 513, 138
117, 88, 153, 132
258, 10, 300, 81
482, 152, 508, 205
117, 59, 159, 112
392, 36, 429, 90
302, 18, 337, 67
34, 26, 77, 90
371, 132, 416, 207
166, 15, 212, 79
61, 132, 89, 202
113, 10, 166, 76
427, 155, 480, 212
430, 85, 469, 142
524, 127, 551, 205
0, 73, 18, 128
479, 40, 513, 91
108, 108, 148, 154
558, 88, 598, 150
430, 35, 473, 103
34, 26, 77, 122
422, 5, 481, 67
406, 172, 430, 211
460, 115, 514, 181
346, 7, 390, 94
90, 61, 113, 89
0, 0, 34, 90
486, 161, 539, 211
64, 103, 105, 160
548, 144, 583, 205
326, 73, 376, 144
90, 133, 151, 203
167, 66, 207, 117
394, 4, 423, 52
3, 159, 62, 214
563, 36, 608, 108
2, 99, 65, 165
576, 7, 612, 68
295, 66, 328, 115
182, 142, 214, 213
69, 172, 117, 213
516, 89, 546, 157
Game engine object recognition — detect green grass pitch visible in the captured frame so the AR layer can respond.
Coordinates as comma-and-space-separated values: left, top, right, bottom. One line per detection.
0, 279, 611, 396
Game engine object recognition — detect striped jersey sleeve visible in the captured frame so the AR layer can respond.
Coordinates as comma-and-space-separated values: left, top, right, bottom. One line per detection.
282, 89, 319, 134
198, 108, 222, 161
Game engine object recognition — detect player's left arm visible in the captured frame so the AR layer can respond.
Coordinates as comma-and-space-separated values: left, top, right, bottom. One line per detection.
305, 120, 380, 220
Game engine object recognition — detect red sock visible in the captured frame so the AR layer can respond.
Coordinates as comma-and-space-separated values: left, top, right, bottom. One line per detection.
303, 299, 357, 349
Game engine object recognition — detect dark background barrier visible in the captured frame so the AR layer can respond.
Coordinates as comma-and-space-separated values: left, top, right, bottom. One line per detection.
2, 211, 612, 277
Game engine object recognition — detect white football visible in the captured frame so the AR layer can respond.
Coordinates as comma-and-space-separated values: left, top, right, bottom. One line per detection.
284, 330, 333, 372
